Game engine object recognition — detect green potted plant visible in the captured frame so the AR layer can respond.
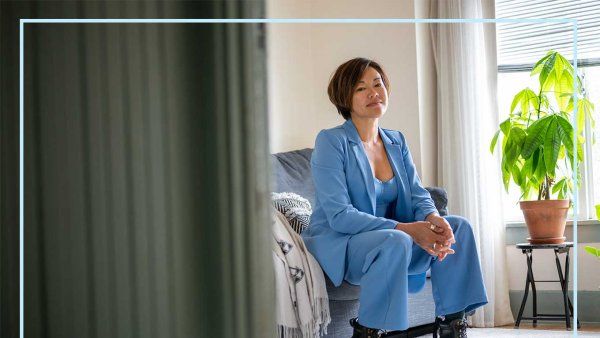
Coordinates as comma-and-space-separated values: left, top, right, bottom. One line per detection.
490, 50, 595, 244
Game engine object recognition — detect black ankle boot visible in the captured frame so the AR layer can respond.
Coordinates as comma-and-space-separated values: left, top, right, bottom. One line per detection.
350, 317, 382, 338
380, 329, 408, 338
435, 316, 468, 338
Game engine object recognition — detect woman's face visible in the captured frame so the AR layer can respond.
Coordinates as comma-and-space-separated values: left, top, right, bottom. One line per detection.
350, 66, 388, 120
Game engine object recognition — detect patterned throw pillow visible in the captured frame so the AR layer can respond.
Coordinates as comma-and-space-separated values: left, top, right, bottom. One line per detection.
271, 192, 312, 234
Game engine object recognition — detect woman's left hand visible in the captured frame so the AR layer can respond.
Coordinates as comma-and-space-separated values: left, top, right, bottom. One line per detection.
425, 213, 455, 261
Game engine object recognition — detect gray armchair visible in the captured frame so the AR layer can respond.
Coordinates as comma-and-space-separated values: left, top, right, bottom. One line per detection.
271, 148, 448, 337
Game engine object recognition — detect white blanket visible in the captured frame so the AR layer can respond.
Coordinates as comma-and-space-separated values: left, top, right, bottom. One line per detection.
272, 208, 330, 338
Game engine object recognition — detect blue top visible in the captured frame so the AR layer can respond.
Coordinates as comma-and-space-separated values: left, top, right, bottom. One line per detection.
300, 119, 438, 288
375, 176, 397, 218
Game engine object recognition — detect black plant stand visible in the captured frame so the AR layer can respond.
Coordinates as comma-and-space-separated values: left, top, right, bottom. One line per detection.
514, 242, 581, 330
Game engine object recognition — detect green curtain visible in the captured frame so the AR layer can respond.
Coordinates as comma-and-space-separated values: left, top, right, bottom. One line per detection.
2, 1, 273, 337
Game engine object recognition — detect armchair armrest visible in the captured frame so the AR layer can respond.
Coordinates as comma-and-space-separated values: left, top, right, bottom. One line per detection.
425, 187, 448, 216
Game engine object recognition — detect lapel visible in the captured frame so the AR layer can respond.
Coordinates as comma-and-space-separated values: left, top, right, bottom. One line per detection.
379, 128, 407, 199
343, 120, 376, 213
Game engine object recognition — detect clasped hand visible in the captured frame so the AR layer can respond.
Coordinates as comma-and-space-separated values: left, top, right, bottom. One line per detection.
395, 214, 456, 261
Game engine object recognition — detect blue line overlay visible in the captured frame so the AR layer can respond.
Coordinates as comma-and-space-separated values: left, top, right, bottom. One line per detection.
18, 17, 580, 338
21, 18, 576, 24
572, 20, 579, 337
19, 18, 25, 338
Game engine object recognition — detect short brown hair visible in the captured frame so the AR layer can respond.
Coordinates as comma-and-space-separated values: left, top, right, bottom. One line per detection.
327, 58, 390, 120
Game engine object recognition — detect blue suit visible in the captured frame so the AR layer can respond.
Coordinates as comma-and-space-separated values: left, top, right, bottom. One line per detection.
301, 119, 488, 330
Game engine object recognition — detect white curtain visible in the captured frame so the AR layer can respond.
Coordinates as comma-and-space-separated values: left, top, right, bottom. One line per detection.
430, 0, 515, 327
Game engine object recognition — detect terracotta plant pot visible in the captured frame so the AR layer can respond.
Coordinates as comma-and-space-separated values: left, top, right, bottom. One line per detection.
519, 199, 569, 244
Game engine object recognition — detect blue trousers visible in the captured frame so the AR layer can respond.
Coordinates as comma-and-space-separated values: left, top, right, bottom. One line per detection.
344, 215, 488, 330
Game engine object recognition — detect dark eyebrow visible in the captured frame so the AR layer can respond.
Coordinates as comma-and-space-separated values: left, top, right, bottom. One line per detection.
357, 77, 382, 84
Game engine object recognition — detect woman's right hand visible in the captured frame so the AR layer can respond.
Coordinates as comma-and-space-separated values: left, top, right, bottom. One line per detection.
395, 221, 455, 256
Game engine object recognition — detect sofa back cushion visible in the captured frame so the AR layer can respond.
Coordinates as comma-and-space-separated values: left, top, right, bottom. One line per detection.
271, 148, 316, 207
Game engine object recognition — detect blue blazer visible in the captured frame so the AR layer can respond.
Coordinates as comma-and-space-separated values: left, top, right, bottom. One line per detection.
301, 119, 438, 290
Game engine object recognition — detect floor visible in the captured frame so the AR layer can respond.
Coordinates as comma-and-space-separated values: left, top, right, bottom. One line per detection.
416, 322, 600, 337
511, 322, 600, 332
467, 328, 599, 337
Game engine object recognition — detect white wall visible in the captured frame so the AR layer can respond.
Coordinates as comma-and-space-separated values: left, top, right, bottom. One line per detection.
506, 243, 600, 292
266, 0, 426, 176
414, 0, 438, 186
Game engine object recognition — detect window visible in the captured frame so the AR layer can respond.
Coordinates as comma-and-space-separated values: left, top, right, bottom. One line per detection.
496, 0, 600, 222
584, 67, 600, 210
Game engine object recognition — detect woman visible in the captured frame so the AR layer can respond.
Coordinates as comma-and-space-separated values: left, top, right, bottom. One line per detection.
301, 58, 488, 338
